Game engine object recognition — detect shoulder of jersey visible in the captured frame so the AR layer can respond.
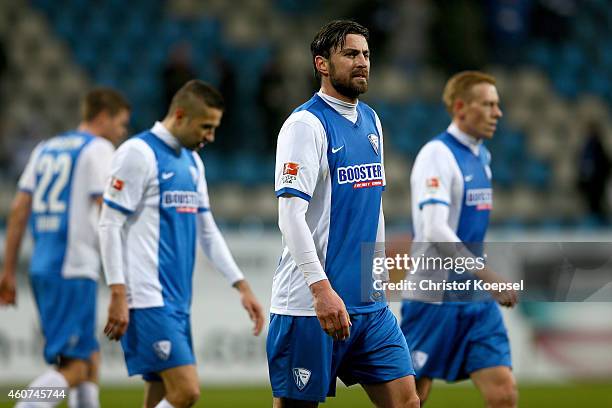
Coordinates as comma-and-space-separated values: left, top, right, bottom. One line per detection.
89, 136, 115, 151
357, 100, 375, 114
113, 136, 156, 165
417, 139, 450, 158
282, 110, 325, 135
191, 150, 205, 169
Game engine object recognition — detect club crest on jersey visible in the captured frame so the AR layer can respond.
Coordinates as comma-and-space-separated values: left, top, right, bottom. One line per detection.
368, 134, 379, 155
153, 340, 172, 361
293, 368, 311, 390
412, 350, 428, 370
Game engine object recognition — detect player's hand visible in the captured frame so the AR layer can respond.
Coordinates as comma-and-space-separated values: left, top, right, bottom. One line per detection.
0, 272, 16, 305
104, 284, 129, 341
476, 266, 518, 308
310, 279, 351, 341
492, 284, 518, 308
234, 280, 265, 336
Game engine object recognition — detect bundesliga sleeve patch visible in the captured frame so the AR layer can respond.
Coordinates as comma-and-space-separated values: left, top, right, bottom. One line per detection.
111, 177, 125, 191
426, 177, 439, 191
281, 162, 299, 184
283, 162, 299, 176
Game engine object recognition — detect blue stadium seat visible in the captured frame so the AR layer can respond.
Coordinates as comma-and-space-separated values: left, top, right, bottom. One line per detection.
525, 42, 554, 71
552, 67, 579, 99
523, 159, 551, 188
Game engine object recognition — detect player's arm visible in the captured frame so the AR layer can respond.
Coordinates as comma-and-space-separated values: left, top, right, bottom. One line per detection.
372, 114, 389, 285
278, 197, 351, 340
99, 142, 149, 340
0, 143, 42, 305
196, 210, 264, 336
275, 118, 350, 340
82, 139, 115, 211
415, 143, 517, 307
422, 204, 517, 307
99, 205, 129, 340
0, 192, 32, 305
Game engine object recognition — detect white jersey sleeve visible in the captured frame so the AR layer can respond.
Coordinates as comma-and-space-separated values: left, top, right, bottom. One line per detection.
103, 139, 154, 215
410, 140, 457, 209
192, 152, 210, 212
17, 142, 44, 193
374, 112, 386, 187
274, 112, 326, 201
79, 138, 115, 197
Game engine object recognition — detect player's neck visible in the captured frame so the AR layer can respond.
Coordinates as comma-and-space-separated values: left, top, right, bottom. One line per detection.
77, 122, 104, 139
320, 83, 358, 105
451, 121, 482, 144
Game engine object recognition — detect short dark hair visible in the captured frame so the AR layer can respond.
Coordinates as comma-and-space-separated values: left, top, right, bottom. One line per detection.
82, 87, 130, 121
310, 20, 369, 83
168, 79, 225, 117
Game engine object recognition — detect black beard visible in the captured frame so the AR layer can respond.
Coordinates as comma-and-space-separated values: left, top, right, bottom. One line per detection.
330, 74, 368, 99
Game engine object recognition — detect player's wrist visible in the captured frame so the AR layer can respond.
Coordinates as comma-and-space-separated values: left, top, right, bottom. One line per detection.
109, 284, 126, 297
309, 278, 331, 297
233, 279, 250, 293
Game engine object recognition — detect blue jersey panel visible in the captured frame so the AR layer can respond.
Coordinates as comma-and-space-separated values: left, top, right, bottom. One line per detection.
29, 132, 95, 277
436, 132, 491, 250
140, 133, 198, 313
295, 95, 386, 313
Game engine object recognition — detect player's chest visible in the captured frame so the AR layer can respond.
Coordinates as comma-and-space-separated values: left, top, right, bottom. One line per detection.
155, 152, 199, 193
326, 125, 381, 169
453, 156, 492, 211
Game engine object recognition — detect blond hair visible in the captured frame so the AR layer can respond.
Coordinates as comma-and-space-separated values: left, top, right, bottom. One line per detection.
442, 71, 496, 115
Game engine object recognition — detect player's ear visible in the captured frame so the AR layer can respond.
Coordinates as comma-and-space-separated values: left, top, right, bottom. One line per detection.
315, 56, 329, 78
174, 107, 186, 122
453, 99, 465, 119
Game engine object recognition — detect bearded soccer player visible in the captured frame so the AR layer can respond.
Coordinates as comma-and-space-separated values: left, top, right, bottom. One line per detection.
400, 71, 518, 407
0, 88, 130, 408
99, 79, 264, 408
267, 20, 419, 408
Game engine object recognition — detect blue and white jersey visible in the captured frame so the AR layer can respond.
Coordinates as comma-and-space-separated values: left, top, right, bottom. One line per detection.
272, 93, 386, 316
407, 123, 492, 301
102, 122, 209, 313
18, 132, 115, 279
411, 123, 492, 245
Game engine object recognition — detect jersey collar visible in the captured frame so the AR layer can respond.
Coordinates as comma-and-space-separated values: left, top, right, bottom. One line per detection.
447, 122, 481, 156
317, 90, 359, 124
151, 121, 182, 153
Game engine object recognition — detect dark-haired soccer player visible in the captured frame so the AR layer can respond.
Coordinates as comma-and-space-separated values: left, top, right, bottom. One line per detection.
99, 79, 264, 408
401, 71, 518, 407
0, 88, 130, 408
267, 20, 419, 408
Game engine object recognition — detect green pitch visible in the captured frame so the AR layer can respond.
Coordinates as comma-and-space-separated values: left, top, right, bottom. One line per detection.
2, 383, 611, 407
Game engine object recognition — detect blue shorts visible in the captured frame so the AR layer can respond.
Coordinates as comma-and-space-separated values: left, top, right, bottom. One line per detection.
120, 306, 195, 381
400, 300, 511, 382
30, 276, 99, 365
267, 306, 414, 403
